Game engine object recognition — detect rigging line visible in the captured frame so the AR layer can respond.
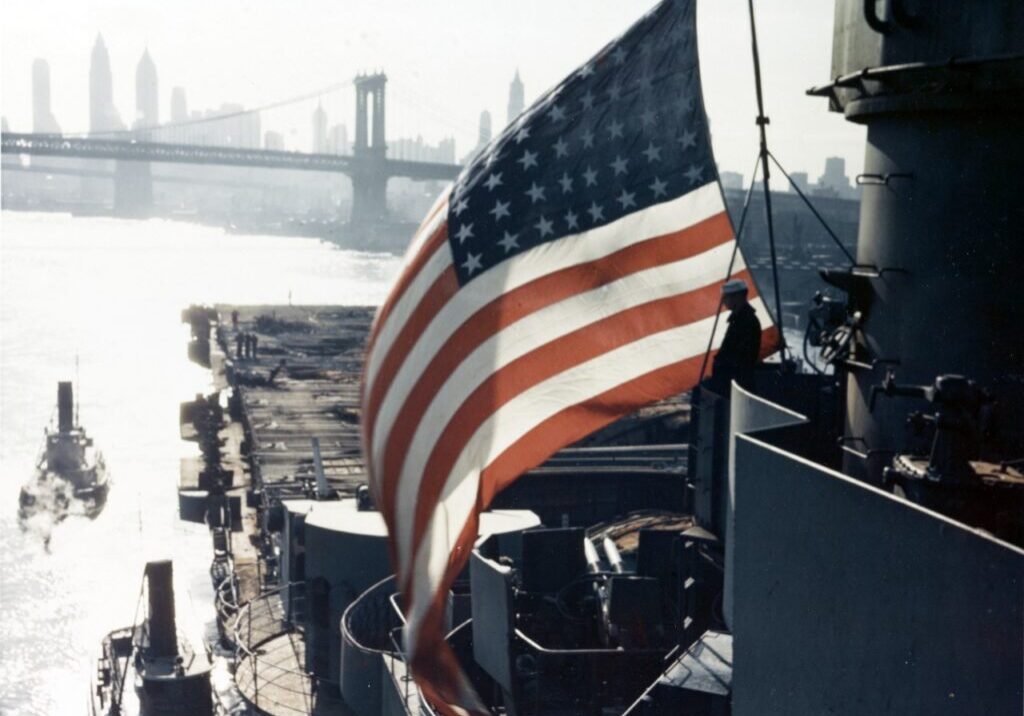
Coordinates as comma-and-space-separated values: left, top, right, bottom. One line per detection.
698, 153, 763, 384
746, 0, 789, 361
61, 80, 355, 139
115, 572, 148, 709
768, 151, 855, 265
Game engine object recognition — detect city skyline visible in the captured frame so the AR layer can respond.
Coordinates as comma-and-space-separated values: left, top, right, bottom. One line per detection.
9, 43, 854, 188
2, 0, 864, 180
12, 42, 862, 197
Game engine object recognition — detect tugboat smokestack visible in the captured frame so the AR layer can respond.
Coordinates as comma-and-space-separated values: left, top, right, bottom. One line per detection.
57, 382, 73, 433
145, 560, 178, 658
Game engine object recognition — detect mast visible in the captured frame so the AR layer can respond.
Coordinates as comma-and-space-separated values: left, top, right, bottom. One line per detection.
746, 0, 787, 361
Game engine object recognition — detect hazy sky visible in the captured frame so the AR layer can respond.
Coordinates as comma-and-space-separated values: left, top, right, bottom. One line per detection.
1, 0, 865, 182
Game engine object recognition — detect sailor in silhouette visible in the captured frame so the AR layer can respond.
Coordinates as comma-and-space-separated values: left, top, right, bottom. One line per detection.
709, 278, 762, 393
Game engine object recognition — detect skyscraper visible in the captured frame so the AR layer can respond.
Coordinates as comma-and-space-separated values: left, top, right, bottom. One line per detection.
170, 87, 188, 123
32, 59, 61, 134
507, 70, 524, 125
312, 101, 328, 153
135, 48, 159, 129
817, 156, 854, 199
89, 34, 124, 134
461, 110, 493, 164
478, 110, 492, 148
329, 124, 349, 155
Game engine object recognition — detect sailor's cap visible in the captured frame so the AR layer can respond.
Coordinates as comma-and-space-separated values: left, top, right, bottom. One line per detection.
722, 278, 749, 295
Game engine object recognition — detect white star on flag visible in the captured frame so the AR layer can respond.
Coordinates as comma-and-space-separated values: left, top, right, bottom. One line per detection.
490, 200, 510, 221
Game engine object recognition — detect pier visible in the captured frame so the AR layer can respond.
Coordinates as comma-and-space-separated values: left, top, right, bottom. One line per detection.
181, 304, 375, 714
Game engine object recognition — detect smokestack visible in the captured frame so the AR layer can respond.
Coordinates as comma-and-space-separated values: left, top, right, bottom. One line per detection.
145, 560, 178, 657
57, 381, 73, 433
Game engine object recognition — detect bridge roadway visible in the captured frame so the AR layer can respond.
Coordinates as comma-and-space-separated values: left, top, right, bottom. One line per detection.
1, 160, 287, 189
0, 132, 460, 182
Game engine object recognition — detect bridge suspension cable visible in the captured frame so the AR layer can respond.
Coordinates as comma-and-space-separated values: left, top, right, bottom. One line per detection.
59, 79, 355, 138
388, 80, 479, 138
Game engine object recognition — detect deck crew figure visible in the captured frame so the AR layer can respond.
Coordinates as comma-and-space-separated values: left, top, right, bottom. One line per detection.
710, 278, 761, 393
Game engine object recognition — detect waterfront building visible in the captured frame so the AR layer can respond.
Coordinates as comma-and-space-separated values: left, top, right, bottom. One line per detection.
720, 170, 743, 190
789, 171, 810, 194
389, 135, 456, 163
437, 137, 456, 164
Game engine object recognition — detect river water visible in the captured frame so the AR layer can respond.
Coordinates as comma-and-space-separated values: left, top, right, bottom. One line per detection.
0, 211, 399, 715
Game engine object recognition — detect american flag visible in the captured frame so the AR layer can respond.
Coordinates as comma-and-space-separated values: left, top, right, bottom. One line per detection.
361, 0, 778, 712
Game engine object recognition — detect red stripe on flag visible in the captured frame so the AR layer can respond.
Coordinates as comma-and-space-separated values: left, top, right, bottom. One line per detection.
407, 320, 776, 715
368, 267, 459, 526
372, 211, 734, 522
402, 269, 759, 596
404, 343, 744, 715
365, 220, 450, 360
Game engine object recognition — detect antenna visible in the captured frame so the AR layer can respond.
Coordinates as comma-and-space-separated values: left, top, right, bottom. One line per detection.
311, 437, 331, 499
746, 0, 789, 362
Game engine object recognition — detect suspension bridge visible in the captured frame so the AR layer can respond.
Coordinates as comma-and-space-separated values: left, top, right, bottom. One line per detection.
1, 73, 462, 226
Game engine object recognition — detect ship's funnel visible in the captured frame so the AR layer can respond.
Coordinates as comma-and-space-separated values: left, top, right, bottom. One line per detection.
145, 560, 178, 657
57, 381, 73, 433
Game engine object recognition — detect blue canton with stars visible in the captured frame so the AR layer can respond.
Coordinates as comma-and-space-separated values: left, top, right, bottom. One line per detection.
448, 0, 717, 285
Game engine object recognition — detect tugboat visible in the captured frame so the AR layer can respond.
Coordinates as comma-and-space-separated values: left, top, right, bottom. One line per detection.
90, 560, 215, 716
18, 381, 109, 523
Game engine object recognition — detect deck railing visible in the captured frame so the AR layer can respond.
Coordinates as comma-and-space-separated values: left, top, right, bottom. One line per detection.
231, 582, 341, 715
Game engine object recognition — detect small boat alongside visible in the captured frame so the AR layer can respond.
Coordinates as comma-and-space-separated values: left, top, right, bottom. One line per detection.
90, 560, 215, 716
18, 381, 109, 523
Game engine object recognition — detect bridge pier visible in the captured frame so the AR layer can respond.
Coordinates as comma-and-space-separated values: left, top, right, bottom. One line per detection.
350, 170, 389, 226
114, 160, 153, 216
2, 129, 460, 232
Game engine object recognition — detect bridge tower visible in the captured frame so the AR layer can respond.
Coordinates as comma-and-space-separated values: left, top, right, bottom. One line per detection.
351, 73, 388, 228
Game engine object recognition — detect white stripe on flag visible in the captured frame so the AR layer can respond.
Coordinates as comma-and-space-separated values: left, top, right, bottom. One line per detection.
368, 181, 726, 462
387, 241, 746, 574
401, 298, 771, 636
364, 208, 451, 390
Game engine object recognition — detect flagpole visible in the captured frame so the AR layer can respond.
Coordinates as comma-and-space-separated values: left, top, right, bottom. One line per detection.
746, 0, 788, 361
